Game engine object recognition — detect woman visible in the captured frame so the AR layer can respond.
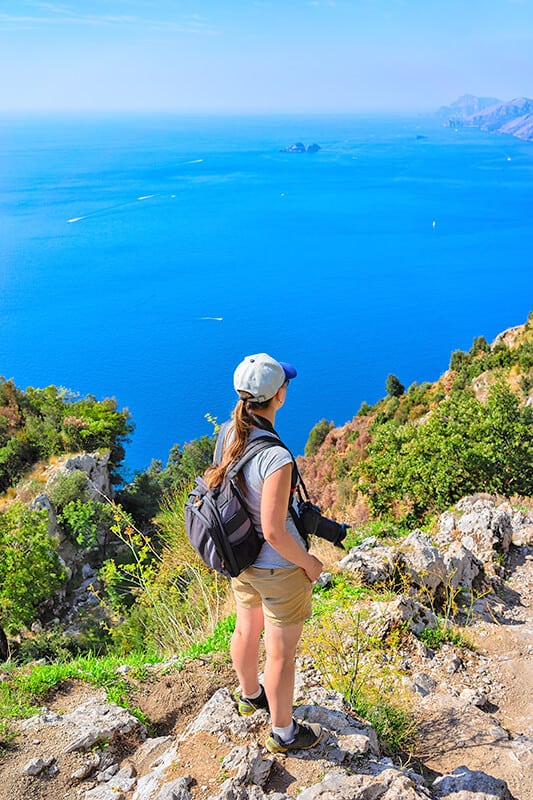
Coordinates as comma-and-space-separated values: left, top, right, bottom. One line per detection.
205, 353, 323, 754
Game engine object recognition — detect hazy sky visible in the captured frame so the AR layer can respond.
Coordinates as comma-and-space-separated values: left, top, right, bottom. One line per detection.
1, 0, 532, 113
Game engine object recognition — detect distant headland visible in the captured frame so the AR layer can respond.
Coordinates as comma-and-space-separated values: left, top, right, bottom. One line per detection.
439, 94, 533, 143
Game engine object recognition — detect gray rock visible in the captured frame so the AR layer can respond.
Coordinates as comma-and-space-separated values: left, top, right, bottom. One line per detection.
410, 672, 437, 697
338, 541, 396, 584
433, 765, 512, 798
370, 595, 437, 637
316, 572, 333, 588
61, 698, 145, 752
212, 783, 276, 800
54, 451, 113, 501
71, 752, 101, 780
293, 703, 380, 756
297, 767, 432, 800
96, 762, 119, 781
442, 542, 482, 590
510, 508, 533, 546
459, 688, 487, 707
399, 530, 447, 593
222, 747, 273, 787
153, 776, 193, 800
180, 688, 252, 739
132, 742, 180, 800
438, 498, 513, 569
22, 756, 55, 776
82, 786, 126, 800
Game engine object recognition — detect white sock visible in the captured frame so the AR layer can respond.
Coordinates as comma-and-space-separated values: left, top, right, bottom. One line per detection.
272, 720, 296, 742
243, 686, 262, 700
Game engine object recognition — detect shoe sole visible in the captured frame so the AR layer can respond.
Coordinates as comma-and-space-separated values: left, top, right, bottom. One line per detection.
238, 703, 257, 716
265, 731, 322, 754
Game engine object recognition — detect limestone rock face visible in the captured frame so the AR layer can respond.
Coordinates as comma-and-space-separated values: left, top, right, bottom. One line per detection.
22, 694, 145, 754
433, 765, 512, 799
338, 537, 397, 583
49, 451, 113, 502
436, 497, 517, 570
399, 530, 447, 592
369, 595, 437, 637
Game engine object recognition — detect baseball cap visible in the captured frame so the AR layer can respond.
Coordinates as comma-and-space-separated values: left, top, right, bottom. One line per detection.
233, 353, 297, 402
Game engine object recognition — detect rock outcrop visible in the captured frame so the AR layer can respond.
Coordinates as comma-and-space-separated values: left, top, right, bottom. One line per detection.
279, 142, 321, 153
8, 681, 516, 800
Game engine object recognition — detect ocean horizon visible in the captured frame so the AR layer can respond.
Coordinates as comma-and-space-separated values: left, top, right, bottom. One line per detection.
1, 112, 532, 476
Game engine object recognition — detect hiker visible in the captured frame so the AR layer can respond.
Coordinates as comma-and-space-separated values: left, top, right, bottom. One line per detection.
204, 353, 323, 754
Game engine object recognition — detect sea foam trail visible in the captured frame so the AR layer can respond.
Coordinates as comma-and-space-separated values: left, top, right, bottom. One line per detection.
67, 194, 157, 223
199, 316, 223, 321
186, 159, 204, 164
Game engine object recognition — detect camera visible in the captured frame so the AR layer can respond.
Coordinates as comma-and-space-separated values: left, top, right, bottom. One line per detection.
297, 500, 349, 549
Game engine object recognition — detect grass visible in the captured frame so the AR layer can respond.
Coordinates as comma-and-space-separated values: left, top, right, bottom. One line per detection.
0, 650, 159, 723
343, 519, 409, 550
418, 619, 475, 651
185, 614, 235, 661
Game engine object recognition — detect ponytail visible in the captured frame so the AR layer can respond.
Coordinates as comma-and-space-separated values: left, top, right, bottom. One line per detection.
204, 394, 270, 489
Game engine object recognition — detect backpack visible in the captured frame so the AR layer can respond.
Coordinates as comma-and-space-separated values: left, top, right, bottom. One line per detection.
184, 434, 294, 578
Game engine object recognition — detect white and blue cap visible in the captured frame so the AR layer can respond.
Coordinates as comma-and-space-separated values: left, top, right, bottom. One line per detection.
233, 353, 297, 402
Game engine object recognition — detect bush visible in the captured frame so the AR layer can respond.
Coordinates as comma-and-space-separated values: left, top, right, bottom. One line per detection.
0, 503, 66, 633
358, 382, 533, 521
58, 499, 114, 548
47, 470, 89, 512
304, 419, 334, 456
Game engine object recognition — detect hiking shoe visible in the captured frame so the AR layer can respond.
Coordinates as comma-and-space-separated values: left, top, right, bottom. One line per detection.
235, 685, 270, 716
265, 720, 323, 754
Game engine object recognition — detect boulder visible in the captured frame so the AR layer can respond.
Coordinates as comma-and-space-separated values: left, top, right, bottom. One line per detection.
436, 498, 514, 569
398, 530, 447, 594
369, 595, 437, 637
338, 538, 397, 584
433, 765, 512, 799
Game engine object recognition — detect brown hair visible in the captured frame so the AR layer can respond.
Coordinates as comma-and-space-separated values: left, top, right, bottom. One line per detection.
204, 393, 271, 489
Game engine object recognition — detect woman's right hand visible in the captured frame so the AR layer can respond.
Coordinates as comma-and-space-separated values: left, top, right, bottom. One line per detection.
304, 554, 323, 583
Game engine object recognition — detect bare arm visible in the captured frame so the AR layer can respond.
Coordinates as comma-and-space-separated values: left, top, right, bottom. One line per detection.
260, 462, 323, 582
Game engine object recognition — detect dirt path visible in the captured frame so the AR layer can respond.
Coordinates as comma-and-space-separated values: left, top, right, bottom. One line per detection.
415, 547, 533, 800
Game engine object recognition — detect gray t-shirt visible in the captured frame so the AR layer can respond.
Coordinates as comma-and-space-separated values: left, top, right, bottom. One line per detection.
215, 425, 307, 569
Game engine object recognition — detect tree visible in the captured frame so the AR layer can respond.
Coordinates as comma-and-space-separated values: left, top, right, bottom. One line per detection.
385, 374, 405, 398
304, 419, 334, 456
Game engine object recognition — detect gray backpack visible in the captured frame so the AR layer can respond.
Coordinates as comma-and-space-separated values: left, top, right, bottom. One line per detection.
184, 435, 293, 577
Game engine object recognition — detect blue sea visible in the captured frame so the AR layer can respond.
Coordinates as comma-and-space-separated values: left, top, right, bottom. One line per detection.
1, 113, 532, 476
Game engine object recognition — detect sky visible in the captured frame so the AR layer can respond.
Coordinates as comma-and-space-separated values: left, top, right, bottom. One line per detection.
0, 0, 532, 113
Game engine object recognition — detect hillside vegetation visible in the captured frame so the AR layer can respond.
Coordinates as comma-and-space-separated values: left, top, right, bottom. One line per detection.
300, 313, 533, 526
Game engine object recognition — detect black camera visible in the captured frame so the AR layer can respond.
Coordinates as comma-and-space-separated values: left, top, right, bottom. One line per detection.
297, 500, 349, 549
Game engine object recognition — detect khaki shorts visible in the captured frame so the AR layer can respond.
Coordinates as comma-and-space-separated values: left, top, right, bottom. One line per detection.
231, 565, 312, 628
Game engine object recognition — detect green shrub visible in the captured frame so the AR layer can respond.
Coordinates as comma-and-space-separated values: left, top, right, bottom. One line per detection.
47, 470, 89, 511
58, 499, 113, 548
358, 382, 533, 521
304, 419, 334, 456
0, 503, 66, 633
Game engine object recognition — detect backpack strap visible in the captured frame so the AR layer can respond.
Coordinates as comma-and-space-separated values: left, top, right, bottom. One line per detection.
225, 432, 310, 548
227, 434, 288, 481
